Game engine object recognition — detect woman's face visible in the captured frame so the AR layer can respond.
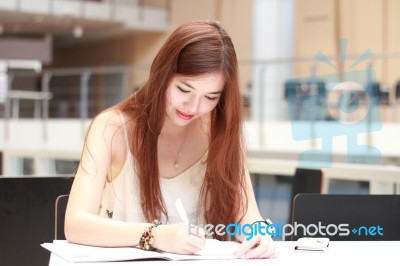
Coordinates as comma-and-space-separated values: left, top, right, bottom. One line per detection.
166, 72, 225, 127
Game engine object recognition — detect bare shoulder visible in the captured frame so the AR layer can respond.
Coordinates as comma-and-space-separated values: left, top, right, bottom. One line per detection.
90, 109, 127, 136
88, 109, 131, 180
83, 109, 129, 152
91, 109, 124, 130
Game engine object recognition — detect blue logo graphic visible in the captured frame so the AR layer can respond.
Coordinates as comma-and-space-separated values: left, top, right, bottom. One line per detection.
189, 221, 384, 240
351, 225, 384, 236
286, 40, 382, 168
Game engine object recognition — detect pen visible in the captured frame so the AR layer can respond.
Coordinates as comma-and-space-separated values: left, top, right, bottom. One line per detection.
175, 198, 189, 222
176, 198, 206, 242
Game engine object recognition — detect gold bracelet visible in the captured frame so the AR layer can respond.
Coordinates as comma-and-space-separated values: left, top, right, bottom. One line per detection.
138, 220, 161, 251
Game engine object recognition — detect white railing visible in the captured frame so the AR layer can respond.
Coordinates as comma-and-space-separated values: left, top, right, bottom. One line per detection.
0, 0, 170, 32
1, 119, 400, 194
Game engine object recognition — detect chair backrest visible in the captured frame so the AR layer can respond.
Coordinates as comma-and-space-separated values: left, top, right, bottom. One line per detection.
55, 194, 69, 240
291, 194, 400, 241
0, 176, 73, 266
284, 80, 302, 100
396, 80, 400, 99
0, 151, 2, 175
289, 168, 324, 223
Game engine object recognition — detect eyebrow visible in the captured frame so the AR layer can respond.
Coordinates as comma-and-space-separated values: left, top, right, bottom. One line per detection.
180, 80, 223, 95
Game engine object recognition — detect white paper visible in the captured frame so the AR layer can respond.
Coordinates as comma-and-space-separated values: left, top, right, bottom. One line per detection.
41, 239, 241, 263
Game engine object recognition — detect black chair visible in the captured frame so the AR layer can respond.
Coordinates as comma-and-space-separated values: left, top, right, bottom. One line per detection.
0, 176, 73, 266
366, 82, 381, 105
288, 168, 324, 222
0, 151, 2, 175
396, 80, 400, 100
55, 194, 69, 240
284, 80, 302, 100
291, 194, 400, 241
284, 79, 327, 120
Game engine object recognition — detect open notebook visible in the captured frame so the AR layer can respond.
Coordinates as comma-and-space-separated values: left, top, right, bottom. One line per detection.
42, 239, 241, 263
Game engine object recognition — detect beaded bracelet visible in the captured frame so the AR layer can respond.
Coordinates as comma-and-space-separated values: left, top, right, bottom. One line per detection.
138, 220, 161, 251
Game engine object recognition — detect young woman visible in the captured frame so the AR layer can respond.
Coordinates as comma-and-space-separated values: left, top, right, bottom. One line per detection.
65, 20, 277, 259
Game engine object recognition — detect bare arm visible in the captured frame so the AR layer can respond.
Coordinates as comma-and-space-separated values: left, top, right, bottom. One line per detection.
65, 110, 144, 246
235, 164, 264, 242
65, 110, 205, 253
233, 151, 278, 259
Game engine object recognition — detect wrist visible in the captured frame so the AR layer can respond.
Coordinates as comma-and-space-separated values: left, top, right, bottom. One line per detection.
251, 218, 274, 226
251, 219, 275, 235
149, 223, 167, 250
138, 220, 161, 251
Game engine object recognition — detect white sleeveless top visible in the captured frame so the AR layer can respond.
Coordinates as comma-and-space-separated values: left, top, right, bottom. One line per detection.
99, 114, 208, 225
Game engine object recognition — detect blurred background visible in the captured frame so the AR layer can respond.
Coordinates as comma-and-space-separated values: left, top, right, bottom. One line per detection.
1, 0, 400, 225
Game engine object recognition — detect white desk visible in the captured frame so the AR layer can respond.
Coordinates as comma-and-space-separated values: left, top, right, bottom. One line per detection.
48, 241, 400, 266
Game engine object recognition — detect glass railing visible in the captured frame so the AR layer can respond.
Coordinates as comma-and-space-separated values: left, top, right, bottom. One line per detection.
2, 51, 400, 122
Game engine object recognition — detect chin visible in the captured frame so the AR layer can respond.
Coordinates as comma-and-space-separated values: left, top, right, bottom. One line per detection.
174, 118, 195, 127
165, 114, 193, 127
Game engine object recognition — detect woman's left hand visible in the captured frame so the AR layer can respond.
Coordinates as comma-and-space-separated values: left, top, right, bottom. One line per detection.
234, 235, 279, 259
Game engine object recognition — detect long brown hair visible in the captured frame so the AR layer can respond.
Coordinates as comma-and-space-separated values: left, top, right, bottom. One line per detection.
118, 21, 247, 240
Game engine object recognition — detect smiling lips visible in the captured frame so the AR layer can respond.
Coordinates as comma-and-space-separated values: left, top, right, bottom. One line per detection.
176, 110, 194, 120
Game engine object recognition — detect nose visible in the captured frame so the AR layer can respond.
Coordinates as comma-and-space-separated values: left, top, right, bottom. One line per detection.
184, 95, 201, 114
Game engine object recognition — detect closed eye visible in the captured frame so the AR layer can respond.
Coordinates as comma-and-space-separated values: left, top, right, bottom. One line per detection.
177, 86, 190, 93
206, 96, 219, 101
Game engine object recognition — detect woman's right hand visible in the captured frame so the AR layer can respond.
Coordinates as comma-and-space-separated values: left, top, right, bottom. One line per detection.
152, 222, 206, 254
